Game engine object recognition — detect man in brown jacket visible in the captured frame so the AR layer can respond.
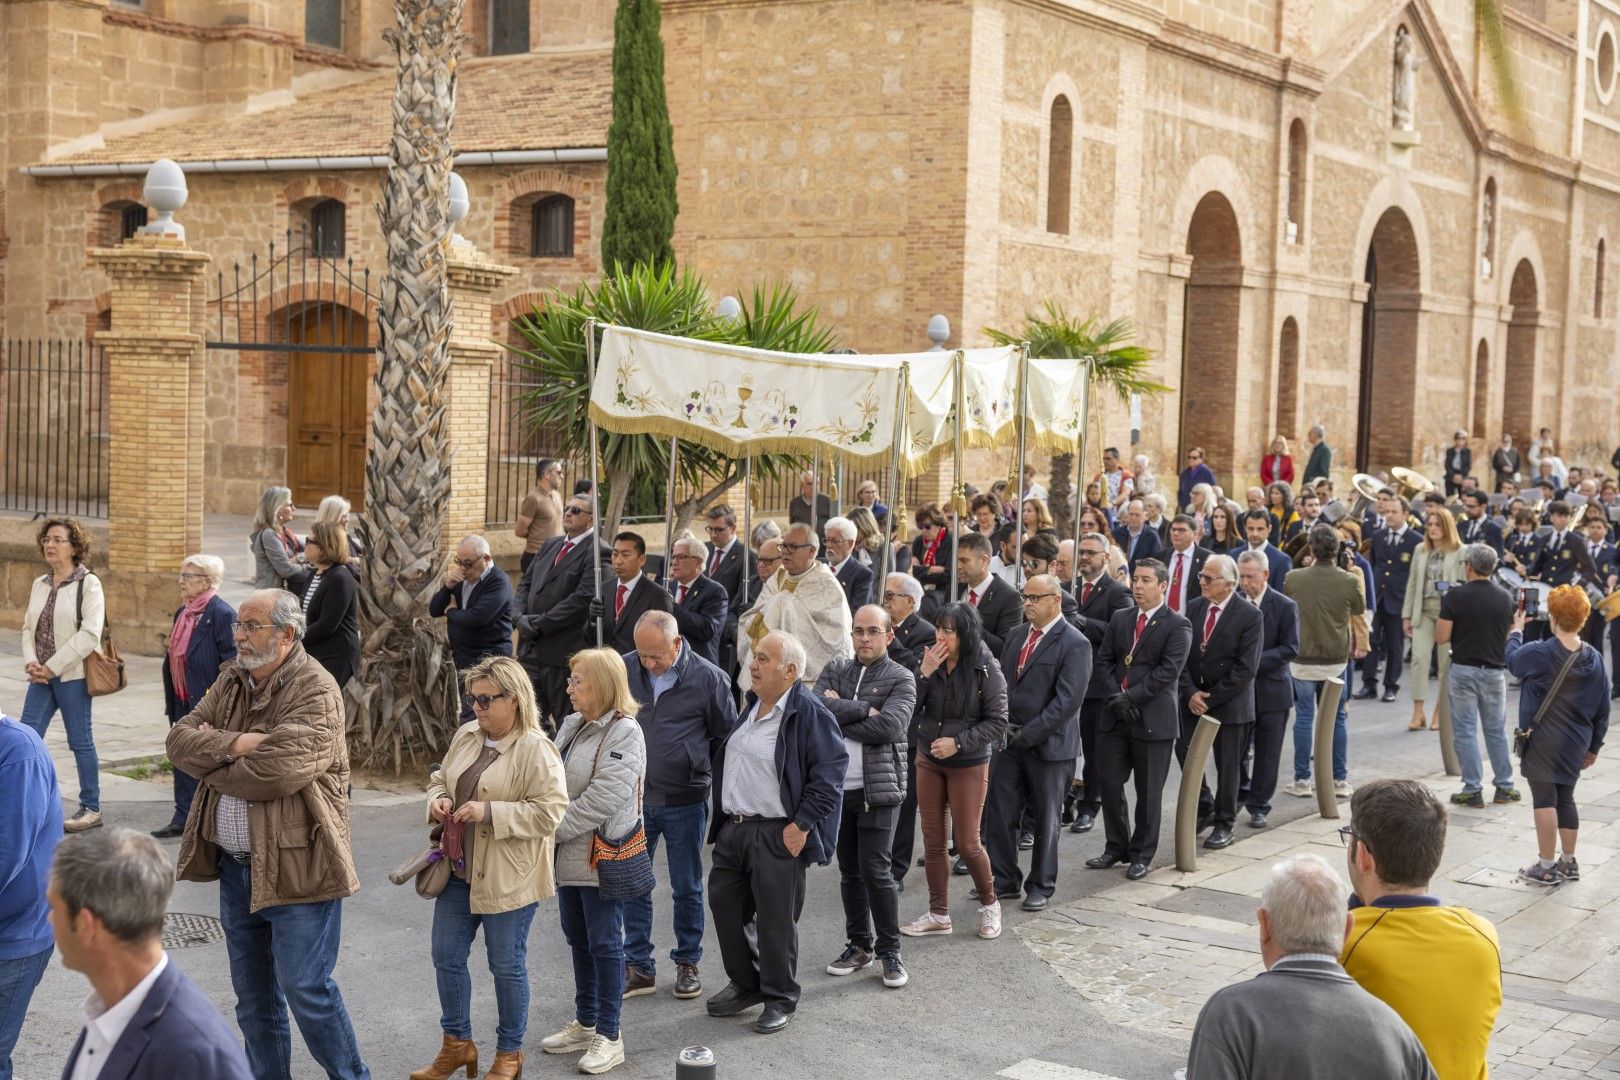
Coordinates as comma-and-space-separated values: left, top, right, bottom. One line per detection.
166, 588, 370, 1080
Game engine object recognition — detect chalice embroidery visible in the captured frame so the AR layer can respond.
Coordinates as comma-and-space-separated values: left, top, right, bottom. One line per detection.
732, 385, 753, 428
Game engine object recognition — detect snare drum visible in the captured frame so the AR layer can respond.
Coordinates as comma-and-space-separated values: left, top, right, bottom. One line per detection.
1493, 566, 1525, 595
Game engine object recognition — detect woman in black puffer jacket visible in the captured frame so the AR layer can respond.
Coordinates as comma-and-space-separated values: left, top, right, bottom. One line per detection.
900, 602, 1009, 941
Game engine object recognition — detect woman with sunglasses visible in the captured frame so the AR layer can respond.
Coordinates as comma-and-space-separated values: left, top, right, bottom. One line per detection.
416, 656, 569, 1080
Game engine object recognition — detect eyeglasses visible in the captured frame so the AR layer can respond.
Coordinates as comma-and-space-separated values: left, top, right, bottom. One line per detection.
234, 620, 274, 636
851, 627, 888, 637
453, 558, 483, 568
1197, 573, 1221, 583
1077, 548, 1106, 558
781, 542, 813, 552
704, 525, 729, 534
465, 692, 508, 711
177, 572, 210, 581
671, 553, 702, 562
1020, 592, 1059, 602
1337, 825, 1358, 846
882, 591, 908, 601
562, 506, 587, 516
40, 536, 71, 546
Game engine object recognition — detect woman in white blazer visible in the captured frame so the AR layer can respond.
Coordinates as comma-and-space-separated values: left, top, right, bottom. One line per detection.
20, 517, 106, 832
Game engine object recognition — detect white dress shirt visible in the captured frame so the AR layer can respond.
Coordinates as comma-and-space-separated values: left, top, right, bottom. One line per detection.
71, 954, 169, 1080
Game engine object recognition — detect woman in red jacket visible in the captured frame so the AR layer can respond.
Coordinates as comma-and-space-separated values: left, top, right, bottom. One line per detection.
1260, 436, 1294, 486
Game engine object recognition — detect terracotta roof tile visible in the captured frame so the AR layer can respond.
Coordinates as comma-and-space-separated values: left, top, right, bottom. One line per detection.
41, 51, 610, 167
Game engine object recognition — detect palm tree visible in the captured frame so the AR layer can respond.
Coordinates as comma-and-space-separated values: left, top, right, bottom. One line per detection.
986, 303, 1166, 535
346, 0, 463, 771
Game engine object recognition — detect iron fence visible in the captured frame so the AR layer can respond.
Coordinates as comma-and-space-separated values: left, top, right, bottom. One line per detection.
1, 338, 109, 519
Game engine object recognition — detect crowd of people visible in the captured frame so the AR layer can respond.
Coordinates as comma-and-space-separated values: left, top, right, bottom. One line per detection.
1, 428, 1616, 1078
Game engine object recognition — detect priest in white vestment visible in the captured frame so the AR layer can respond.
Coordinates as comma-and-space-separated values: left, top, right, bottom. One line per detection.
736, 523, 853, 692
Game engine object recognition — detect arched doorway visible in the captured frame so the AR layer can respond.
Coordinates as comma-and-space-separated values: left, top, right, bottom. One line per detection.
287, 305, 370, 510
1503, 260, 1538, 449
1356, 208, 1421, 471
1180, 192, 1243, 478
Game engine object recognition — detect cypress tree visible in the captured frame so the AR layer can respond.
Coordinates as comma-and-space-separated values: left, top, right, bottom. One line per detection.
602, 0, 678, 272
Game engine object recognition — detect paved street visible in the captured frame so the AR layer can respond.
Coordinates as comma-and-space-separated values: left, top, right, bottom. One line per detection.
6, 658, 1618, 1078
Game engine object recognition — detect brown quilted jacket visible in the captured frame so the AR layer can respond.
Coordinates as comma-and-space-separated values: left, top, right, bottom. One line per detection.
166, 644, 360, 912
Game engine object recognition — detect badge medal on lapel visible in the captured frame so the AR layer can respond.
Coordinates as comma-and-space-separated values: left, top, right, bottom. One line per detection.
1401, 552, 1411, 563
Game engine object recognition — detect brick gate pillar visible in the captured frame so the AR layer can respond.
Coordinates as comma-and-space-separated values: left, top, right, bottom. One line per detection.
443, 223, 516, 553
89, 164, 211, 651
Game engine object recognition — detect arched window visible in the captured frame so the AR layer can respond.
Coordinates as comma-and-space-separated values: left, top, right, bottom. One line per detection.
1286, 120, 1306, 244
489, 0, 530, 55
120, 204, 148, 240
310, 199, 346, 257
305, 0, 343, 50
1597, 239, 1607, 319
1046, 96, 1073, 235
531, 195, 575, 258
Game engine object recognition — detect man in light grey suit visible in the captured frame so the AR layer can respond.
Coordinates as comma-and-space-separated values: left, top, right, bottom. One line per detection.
1185, 853, 1436, 1080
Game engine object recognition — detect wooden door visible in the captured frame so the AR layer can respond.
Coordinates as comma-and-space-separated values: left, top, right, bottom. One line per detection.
288, 308, 369, 511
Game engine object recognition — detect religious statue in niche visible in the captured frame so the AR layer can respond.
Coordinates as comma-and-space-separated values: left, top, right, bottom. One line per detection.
1392, 26, 1422, 131
1479, 187, 1495, 278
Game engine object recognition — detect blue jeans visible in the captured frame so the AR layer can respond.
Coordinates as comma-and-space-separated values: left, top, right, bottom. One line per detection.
1450, 664, 1513, 793
557, 885, 625, 1040
0, 946, 51, 1080
1292, 667, 1349, 782
218, 857, 370, 1080
623, 801, 708, 975
21, 678, 98, 810
430, 877, 536, 1053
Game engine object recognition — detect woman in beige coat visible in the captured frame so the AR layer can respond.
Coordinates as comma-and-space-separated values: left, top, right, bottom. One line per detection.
413, 656, 568, 1080
1402, 510, 1466, 731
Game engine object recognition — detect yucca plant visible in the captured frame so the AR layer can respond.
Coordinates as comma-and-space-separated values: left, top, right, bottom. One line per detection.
507, 263, 840, 534
985, 303, 1165, 535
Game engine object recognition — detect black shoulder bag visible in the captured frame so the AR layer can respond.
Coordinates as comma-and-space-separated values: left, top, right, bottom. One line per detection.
1514, 646, 1584, 758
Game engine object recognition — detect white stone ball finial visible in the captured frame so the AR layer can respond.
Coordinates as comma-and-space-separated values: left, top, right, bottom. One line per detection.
141, 159, 188, 241
716, 295, 742, 323
447, 172, 471, 248
927, 313, 950, 350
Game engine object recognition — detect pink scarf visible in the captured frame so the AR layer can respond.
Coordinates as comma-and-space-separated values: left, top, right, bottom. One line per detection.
168, 589, 216, 700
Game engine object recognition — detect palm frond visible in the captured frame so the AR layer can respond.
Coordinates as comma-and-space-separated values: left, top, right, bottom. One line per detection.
984, 303, 1168, 403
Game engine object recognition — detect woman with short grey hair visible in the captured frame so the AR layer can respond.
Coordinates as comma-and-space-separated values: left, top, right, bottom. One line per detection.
250, 486, 303, 589
156, 555, 237, 839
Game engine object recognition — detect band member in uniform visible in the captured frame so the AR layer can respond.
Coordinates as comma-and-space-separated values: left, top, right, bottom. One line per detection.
1356, 502, 1420, 703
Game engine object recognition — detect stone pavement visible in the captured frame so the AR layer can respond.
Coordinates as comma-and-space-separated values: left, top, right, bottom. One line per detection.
1019, 758, 1620, 1079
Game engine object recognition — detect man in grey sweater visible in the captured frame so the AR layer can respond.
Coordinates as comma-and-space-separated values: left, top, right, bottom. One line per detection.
1185, 853, 1437, 1080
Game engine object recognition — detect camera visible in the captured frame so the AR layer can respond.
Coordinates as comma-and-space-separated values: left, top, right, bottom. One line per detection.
1335, 540, 1355, 571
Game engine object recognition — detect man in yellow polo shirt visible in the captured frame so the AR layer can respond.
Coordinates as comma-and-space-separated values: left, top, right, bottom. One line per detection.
1341, 779, 1501, 1080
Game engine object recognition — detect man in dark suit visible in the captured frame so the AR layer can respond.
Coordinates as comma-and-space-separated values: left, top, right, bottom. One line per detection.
1445, 431, 1473, 498
704, 504, 753, 677
1112, 499, 1163, 569
429, 534, 516, 721
824, 517, 874, 615
1087, 559, 1192, 880
1357, 503, 1419, 702
1229, 509, 1292, 585
881, 572, 934, 886
986, 576, 1090, 910
53, 829, 253, 1079
1020, 533, 1083, 627
591, 531, 675, 655
1163, 514, 1211, 616
954, 532, 1024, 657
787, 470, 833, 545
1068, 532, 1135, 834
1177, 555, 1263, 851
1236, 550, 1299, 828
667, 535, 729, 667
1458, 491, 1504, 554
514, 493, 610, 729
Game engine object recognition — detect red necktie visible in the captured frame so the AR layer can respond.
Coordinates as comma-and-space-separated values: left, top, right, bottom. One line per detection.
553, 538, 575, 567
1016, 627, 1043, 673
1203, 603, 1220, 646
615, 582, 628, 618
1169, 553, 1184, 612
1133, 611, 1147, 643
968, 588, 979, 607
1081, 581, 1093, 606
708, 547, 722, 577
676, 584, 688, 605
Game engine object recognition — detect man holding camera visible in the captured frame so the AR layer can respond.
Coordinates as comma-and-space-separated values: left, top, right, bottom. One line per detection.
1284, 526, 1368, 799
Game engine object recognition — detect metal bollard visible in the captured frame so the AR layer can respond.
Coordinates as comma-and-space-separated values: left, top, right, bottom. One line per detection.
1175, 713, 1222, 871
1313, 678, 1346, 818
676, 1045, 716, 1078
1435, 666, 1461, 776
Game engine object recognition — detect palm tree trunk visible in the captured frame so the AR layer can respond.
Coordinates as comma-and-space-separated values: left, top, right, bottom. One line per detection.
1048, 451, 1074, 536
347, 0, 464, 771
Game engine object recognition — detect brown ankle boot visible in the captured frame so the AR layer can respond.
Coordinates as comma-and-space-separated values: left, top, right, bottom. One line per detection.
482, 1049, 523, 1079
410, 1034, 478, 1080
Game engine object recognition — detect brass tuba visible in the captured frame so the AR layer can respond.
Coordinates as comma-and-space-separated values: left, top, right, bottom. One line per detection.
1391, 466, 1436, 503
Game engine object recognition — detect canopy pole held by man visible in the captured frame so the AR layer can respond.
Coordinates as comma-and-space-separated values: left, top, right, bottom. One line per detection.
584, 316, 605, 648
1071, 356, 1093, 592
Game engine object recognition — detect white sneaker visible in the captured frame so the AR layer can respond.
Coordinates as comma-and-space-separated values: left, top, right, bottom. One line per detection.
63, 807, 103, 833
978, 902, 1003, 940
541, 1020, 596, 1054
1282, 779, 1313, 798
899, 911, 952, 936
578, 1033, 624, 1074
1334, 780, 1353, 799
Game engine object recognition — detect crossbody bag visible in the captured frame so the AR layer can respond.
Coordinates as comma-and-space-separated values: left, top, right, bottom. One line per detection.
564, 714, 653, 901
1514, 646, 1584, 758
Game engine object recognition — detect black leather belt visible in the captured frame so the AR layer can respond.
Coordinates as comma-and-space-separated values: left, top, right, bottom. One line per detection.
221, 849, 251, 864
723, 813, 788, 825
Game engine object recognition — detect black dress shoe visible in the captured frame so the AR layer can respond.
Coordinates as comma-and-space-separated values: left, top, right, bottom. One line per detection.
706, 983, 765, 1017
1085, 852, 1126, 870
1070, 812, 1095, 834
1353, 686, 1378, 700
1381, 690, 1399, 703
952, 856, 969, 876
1020, 894, 1049, 912
150, 822, 185, 839
753, 1005, 791, 1034
1204, 827, 1234, 850
1247, 811, 1268, 829
1019, 831, 1035, 851
1125, 861, 1150, 881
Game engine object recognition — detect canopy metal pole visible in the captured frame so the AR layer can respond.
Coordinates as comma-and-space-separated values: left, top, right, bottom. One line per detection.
949, 349, 965, 600
663, 436, 679, 584
1013, 342, 1030, 589
584, 318, 604, 647
810, 452, 820, 539
1071, 356, 1093, 593
741, 456, 754, 606
880, 364, 909, 587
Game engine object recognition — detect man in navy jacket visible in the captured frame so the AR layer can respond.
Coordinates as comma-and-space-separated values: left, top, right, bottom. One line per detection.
706, 631, 847, 1034
623, 612, 738, 1001
1069, 534, 1135, 833
0, 713, 60, 1080
1236, 552, 1300, 828
54, 829, 252, 1080
429, 536, 514, 718
667, 535, 730, 668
